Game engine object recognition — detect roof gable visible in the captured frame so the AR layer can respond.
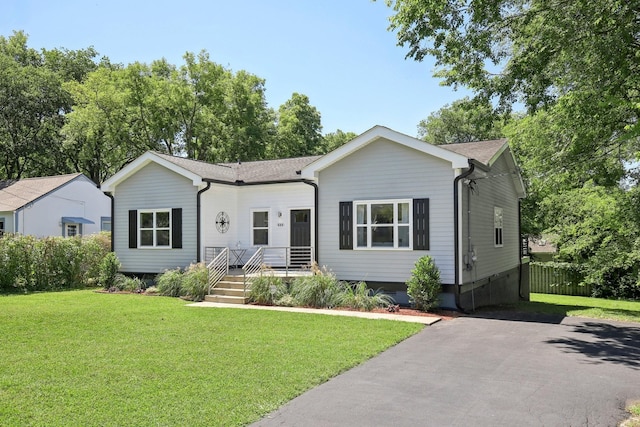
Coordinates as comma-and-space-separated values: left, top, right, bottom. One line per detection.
0, 173, 87, 212
300, 126, 473, 178
101, 152, 205, 192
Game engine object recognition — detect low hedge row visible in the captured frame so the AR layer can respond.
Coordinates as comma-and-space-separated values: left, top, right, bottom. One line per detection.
0, 233, 111, 293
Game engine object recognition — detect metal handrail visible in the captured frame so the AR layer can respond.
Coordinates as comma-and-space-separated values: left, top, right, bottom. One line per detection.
207, 247, 229, 295
242, 247, 263, 299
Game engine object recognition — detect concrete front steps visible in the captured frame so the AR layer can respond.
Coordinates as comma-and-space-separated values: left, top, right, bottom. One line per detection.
204, 275, 249, 304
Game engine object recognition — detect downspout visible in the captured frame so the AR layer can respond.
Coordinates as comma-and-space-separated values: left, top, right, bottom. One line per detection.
453, 161, 475, 312
302, 180, 319, 264
103, 192, 115, 252
196, 182, 212, 263
518, 198, 526, 299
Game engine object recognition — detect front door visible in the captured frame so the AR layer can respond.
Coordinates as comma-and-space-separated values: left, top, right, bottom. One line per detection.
290, 209, 311, 266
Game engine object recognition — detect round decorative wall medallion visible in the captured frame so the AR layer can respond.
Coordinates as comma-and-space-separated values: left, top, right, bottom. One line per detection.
215, 211, 230, 233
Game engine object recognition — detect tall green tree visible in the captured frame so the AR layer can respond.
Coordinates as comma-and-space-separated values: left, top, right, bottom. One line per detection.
318, 129, 358, 154
418, 97, 506, 144
270, 93, 323, 158
386, 0, 640, 163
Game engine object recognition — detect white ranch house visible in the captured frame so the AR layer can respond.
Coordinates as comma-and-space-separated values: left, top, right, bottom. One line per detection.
101, 126, 527, 310
0, 173, 111, 238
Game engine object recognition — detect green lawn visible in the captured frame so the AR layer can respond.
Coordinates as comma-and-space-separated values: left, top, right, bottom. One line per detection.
0, 291, 423, 426
515, 293, 640, 323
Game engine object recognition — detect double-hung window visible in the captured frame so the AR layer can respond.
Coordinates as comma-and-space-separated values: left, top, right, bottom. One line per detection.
139, 210, 171, 247
355, 200, 411, 249
252, 210, 269, 246
494, 207, 504, 247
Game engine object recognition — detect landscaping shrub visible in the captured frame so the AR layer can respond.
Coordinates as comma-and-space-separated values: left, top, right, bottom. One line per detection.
156, 268, 184, 297
290, 266, 344, 308
0, 233, 111, 293
340, 281, 395, 311
406, 255, 442, 311
249, 274, 286, 305
99, 252, 121, 289
181, 263, 209, 301
116, 275, 145, 292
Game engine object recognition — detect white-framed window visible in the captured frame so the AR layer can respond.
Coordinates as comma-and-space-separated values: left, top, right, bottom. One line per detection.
101, 217, 112, 232
354, 199, 411, 249
66, 224, 78, 237
139, 209, 171, 247
494, 207, 504, 247
0, 218, 4, 236
251, 210, 269, 246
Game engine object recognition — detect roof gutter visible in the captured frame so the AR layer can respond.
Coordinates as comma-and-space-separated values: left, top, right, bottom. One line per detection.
453, 161, 475, 313
203, 178, 310, 186
196, 182, 212, 263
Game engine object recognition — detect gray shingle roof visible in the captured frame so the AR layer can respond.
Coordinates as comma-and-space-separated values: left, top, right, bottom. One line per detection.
150, 138, 507, 185
439, 139, 508, 166
154, 152, 321, 183
0, 173, 84, 211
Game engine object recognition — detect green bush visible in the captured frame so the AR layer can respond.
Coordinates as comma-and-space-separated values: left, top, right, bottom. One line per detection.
406, 256, 441, 311
0, 233, 111, 293
181, 263, 209, 302
98, 253, 121, 289
340, 281, 395, 311
290, 267, 344, 308
156, 268, 184, 297
249, 274, 286, 305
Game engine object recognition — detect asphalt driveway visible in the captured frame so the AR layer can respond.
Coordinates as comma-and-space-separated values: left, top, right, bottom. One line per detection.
252, 312, 640, 427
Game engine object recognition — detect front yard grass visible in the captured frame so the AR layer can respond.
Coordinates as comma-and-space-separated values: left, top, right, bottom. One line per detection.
518, 293, 640, 323
0, 290, 423, 426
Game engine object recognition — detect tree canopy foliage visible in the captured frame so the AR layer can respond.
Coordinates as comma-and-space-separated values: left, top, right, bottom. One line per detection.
0, 31, 351, 182
417, 97, 506, 144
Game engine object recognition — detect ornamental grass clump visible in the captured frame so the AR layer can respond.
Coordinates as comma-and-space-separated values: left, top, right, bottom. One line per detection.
406, 255, 442, 312
156, 268, 185, 297
249, 274, 286, 305
289, 266, 344, 309
341, 281, 395, 311
181, 263, 209, 302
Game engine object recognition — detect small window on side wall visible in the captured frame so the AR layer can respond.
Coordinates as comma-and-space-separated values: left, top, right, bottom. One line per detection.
252, 210, 269, 246
494, 207, 504, 247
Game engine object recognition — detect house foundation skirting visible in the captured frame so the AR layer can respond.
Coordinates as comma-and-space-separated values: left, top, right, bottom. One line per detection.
440, 263, 529, 311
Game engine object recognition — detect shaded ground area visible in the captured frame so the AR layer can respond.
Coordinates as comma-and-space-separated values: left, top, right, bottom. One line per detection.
253, 313, 640, 426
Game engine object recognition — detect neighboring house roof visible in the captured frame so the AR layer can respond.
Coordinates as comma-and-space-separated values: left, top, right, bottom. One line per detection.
528, 237, 557, 253
0, 173, 85, 212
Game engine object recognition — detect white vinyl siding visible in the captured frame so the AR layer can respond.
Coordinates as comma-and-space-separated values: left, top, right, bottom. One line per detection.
200, 182, 314, 264
317, 138, 456, 284
113, 162, 197, 273
461, 151, 521, 283
9, 176, 109, 237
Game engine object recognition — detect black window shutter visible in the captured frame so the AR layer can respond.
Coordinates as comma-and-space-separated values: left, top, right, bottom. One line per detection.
172, 208, 182, 249
339, 201, 353, 250
128, 210, 137, 248
413, 198, 429, 250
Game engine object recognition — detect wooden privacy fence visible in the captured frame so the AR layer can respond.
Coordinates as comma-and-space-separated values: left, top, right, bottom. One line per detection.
529, 262, 592, 296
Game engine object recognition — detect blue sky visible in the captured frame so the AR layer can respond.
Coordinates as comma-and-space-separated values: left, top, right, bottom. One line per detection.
3, 0, 470, 137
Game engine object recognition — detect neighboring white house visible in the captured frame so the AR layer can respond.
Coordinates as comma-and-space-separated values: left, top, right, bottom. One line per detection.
101, 126, 527, 310
0, 173, 111, 238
